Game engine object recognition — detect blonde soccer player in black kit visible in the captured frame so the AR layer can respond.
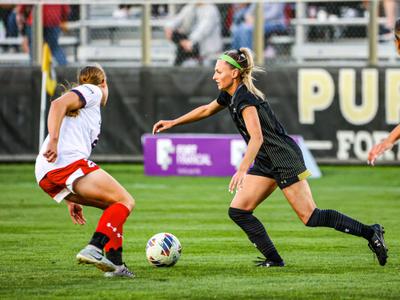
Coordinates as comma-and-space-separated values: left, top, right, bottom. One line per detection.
153, 48, 388, 267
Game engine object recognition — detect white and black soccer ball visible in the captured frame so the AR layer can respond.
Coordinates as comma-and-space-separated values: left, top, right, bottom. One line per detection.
146, 232, 182, 267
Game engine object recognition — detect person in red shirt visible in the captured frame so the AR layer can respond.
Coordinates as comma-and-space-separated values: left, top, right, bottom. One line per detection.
17, 5, 70, 65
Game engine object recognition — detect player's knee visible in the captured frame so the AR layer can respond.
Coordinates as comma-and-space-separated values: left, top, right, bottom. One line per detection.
305, 208, 320, 227
228, 206, 252, 222
107, 190, 135, 212
119, 194, 135, 212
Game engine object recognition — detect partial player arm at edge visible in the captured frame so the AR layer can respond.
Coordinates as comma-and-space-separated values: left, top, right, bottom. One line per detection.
44, 92, 83, 162
368, 124, 400, 165
152, 100, 225, 134
384, 124, 400, 145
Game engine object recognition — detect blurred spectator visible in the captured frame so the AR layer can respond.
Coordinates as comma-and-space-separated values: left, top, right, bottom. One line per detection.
112, 5, 132, 19
362, 0, 398, 41
380, 0, 398, 40
17, 5, 70, 65
307, 2, 365, 40
113, 4, 168, 19
218, 3, 233, 38
230, 4, 251, 43
165, 3, 222, 66
152, 4, 168, 18
231, 3, 288, 57
68, 5, 80, 22
0, 5, 18, 52
16, 5, 30, 54
0, 5, 14, 36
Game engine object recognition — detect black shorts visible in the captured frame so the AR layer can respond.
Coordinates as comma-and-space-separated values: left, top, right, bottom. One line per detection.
248, 160, 311, 189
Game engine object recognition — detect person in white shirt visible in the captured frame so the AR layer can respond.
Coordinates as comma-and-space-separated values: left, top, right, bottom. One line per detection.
35, 65, 135, 278
164, 3, 222, 66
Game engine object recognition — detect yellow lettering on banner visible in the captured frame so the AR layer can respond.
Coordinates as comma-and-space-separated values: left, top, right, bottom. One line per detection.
298, 69, 334, 124
386, 69, 400, 124
339, 69, 378, 125
337, 130, 354, 160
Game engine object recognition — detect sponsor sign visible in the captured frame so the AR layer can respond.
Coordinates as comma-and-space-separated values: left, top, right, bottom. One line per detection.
142, 134, 321, 177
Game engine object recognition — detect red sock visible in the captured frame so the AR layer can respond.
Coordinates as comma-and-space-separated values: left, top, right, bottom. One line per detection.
95, 203, 130, 250
104, 223, 123, 252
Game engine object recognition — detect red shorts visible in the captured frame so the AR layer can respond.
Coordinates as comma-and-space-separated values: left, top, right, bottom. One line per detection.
39, 159, 99, 202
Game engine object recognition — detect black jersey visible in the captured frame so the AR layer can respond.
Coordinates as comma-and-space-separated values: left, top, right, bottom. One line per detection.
217, 84, 309, 181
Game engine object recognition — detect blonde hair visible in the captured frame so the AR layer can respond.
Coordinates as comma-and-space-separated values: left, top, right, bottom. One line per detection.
61, 64, 106, 117
223, 48, 265, 100
77, 63, 106, 85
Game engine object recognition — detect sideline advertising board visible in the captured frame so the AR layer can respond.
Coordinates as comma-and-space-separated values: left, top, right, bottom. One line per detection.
142, 134, 321, 178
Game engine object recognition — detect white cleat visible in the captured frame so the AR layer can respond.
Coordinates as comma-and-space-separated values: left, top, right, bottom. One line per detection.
76, 245, 117, 272
104, 263, 135, 278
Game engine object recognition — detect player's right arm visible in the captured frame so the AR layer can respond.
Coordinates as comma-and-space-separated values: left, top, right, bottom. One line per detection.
44, 92, 83, 162
152, 99, 225, 134
368, 124, 400, 165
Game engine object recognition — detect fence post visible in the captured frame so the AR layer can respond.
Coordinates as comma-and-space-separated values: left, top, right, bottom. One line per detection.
32, 4, 43, 65
295, 0, 305, 64
80, 4, 88, 47
368, 0, 379, 66
254, 1, 264, 65
142, 3, 151, 66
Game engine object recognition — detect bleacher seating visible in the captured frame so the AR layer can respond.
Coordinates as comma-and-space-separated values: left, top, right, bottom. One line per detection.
1, 4, 398, 65
0, 36, 79, 63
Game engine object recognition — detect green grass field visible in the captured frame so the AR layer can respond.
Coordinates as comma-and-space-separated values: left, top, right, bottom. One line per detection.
0, 164, 399, 299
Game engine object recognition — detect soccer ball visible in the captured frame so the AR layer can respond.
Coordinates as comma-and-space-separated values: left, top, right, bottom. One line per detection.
146, 232, 182, 267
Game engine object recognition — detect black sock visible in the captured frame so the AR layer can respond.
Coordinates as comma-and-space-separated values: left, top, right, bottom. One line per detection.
89, 232, 109, 249
228, 207, 283, 263
306, 208, 374, 240
106, 247, 123, 266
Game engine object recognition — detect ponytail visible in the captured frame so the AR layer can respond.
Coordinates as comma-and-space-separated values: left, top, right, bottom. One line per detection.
238, 47, 265, 100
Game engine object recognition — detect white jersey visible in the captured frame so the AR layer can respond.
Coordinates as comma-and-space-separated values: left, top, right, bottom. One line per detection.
35, 84, 103, 183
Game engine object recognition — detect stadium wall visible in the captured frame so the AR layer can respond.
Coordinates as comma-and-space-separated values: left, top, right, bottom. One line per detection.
1, 66, 399, 164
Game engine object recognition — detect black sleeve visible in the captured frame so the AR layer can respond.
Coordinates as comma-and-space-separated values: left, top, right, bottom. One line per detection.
216, 91, 230, 107
235, 92, 260, 114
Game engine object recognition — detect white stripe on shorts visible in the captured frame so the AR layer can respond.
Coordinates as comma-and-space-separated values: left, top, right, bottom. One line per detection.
53, 188, 71, 203
66, 168, 85, 194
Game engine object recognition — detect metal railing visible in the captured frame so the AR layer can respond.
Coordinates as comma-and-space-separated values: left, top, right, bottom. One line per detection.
0, 0, 397, 66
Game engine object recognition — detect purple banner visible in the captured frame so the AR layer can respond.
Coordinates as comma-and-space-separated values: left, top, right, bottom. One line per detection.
142, 134, 244, 176
142, 134, 321, 177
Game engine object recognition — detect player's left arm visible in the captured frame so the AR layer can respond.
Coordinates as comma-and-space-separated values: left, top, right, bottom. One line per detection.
229, 106, 263, 193
44, 92, 83, 162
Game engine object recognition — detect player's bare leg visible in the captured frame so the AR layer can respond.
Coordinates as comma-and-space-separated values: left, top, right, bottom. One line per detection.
68, 169, 135, 276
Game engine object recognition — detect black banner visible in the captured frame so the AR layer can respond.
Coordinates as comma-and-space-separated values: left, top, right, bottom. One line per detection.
0, 66, 399, 163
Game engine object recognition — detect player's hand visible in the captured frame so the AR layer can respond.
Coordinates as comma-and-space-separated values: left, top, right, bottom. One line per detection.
152, 120, 175, 134
367, 140, 393, 166
43, 139, 58, 163
229, 170, 247, 194
165, 28, 173, 40
67, 202, 86, 225
180, 39, 193, 52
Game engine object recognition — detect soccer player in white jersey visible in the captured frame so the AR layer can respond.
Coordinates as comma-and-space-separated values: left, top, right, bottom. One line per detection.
368, 18, 400, 165
35, 65, 135, 278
